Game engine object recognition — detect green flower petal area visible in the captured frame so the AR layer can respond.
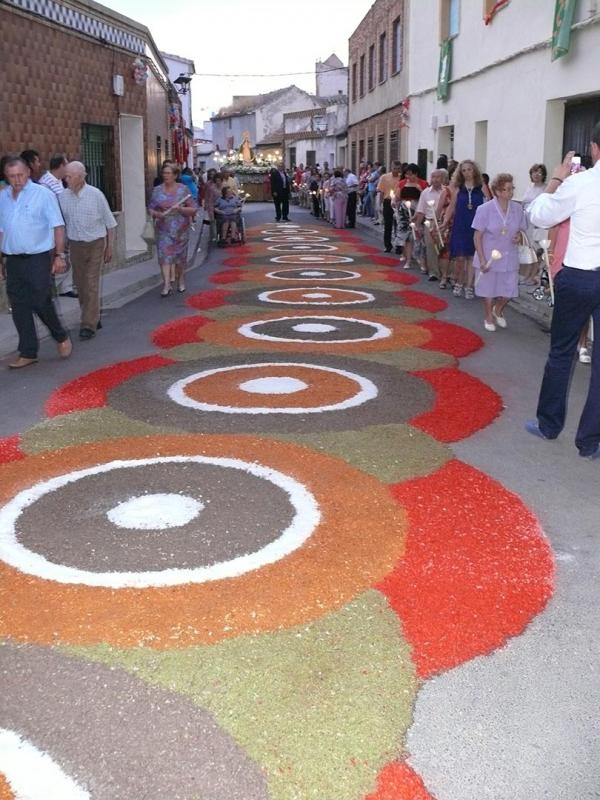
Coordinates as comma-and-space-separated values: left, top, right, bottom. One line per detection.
166, 342, 455, 370
68, 590, 416, 800
278, 424, 449, 483
20, 408, 175, 454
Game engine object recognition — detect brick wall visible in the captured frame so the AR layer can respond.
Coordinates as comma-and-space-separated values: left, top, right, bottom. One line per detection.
0, 6, 148, 210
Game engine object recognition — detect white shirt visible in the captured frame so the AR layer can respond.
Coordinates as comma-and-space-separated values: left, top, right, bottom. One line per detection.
416, 185, 446, 218
58, 184, 117, 242
529, 161, 600, 270
39, 171, 64, 195
345, 172, 359, 191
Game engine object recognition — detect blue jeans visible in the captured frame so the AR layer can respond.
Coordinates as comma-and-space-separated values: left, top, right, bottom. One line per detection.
536, 266, 600, 455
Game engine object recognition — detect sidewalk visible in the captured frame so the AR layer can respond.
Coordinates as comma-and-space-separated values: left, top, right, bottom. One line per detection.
0, 224, 210, 359
353, 212, 553, 330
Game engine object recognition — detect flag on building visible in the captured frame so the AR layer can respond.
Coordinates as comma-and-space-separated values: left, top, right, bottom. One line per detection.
484, 0, 510, 25
551, 0, 578, 61
437, 39, 452, 101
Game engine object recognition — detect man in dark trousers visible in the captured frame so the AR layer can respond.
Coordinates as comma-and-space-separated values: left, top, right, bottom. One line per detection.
270, 163, 291, 222
0, 156, 72, 368
526, 123, 600, 459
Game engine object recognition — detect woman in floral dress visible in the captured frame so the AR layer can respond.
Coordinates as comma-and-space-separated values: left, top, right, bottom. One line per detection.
149, 164, 197, 296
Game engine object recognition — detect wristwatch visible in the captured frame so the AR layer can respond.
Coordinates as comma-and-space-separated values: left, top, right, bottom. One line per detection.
55, 253, 67, 258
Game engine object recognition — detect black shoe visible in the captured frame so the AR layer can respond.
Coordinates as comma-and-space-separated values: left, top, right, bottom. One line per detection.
384, 247, 392, 253
59, 290, 79, 298
79, 328, 95, 340
428, 275, 438, 282
282, 218, 290, 222
275, 217, 281, 222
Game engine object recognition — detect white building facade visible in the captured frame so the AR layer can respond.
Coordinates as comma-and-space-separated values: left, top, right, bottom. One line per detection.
283, 101, 348, 168
211, 86, 322, 157
406, 0, 600, 189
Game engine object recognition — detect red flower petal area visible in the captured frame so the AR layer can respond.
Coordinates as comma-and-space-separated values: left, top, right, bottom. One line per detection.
186, 288, 231, 311
210, 269, 242, 285
45, 355, 175, 417
396, 290, 448, 313
223, 256, 249, 268
369, 255, 401, 267
377, 459, 554, 679
409, 368, 503, 442
364, 762, 435, 800
0, 435, 25, 464
381, 270, 419, 286
418, 318, 483, 357
354, 244, 382, 255
151, 315, 211, 349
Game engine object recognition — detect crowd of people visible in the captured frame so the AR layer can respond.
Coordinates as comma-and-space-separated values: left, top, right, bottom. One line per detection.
2, 134, 599, 463
290, 155, 590, 361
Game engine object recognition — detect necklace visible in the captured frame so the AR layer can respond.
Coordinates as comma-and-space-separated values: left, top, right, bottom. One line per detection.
494, 199, 510, 235
466, 186, 473, 210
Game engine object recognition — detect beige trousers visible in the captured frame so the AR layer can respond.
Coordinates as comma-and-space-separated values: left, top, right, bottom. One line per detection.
69, 238, 105, 330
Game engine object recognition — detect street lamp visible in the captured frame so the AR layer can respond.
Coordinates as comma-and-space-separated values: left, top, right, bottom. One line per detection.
173, 74, 192, 95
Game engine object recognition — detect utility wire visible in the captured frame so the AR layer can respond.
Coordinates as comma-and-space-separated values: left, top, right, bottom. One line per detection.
192, 66, 347, 78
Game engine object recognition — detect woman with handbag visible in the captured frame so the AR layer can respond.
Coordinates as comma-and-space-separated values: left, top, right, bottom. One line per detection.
472, 173, 527, 331
148, 164, 197, 296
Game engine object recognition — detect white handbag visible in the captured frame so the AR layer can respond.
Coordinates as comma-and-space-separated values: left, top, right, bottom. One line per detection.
141, 215, 156, 244
518, 232, 538, 265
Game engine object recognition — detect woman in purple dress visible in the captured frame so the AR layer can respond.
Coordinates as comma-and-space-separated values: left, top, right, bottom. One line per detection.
472, 173, 527, 332
149, 164, 197, 296
442, 160, 486, 299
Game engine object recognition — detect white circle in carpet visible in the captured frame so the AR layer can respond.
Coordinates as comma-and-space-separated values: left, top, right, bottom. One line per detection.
107, 493, 204, 530
0, 457, 320, 588
168, 362, 378, 414
238, 377, 309, 395
291, 323, 337, 333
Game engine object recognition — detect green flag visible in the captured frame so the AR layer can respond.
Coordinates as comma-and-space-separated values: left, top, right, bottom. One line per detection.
551, 0, 578, 61
437, 39, 452, 101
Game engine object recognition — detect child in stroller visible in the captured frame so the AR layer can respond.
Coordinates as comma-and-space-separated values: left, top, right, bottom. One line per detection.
214, 187, 244, 246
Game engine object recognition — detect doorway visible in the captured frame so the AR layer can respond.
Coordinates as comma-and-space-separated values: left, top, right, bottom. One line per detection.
119, 114, 146, 255
563, 96, 600, 168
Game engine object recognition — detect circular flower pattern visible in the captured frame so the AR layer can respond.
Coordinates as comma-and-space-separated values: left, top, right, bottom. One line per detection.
0, 434, 408, 647
199, 311, 431, 353
257, 287, 375, 305
106, 354, 435, 434
265, 267, 362, 281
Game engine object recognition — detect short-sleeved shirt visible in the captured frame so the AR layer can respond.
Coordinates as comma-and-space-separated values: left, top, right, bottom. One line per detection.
59, 184, 117, 242
39, 171, 65, 195
0, 179, 64, 254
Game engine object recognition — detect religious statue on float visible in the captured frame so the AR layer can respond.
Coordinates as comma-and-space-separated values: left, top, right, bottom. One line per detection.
240, 132, 253, 164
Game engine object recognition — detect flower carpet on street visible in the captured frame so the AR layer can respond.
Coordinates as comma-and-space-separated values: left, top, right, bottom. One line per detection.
0, 220, 554, 800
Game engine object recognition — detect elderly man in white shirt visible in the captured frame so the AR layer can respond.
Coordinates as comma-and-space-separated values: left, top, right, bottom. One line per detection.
59, 161, 117, 340
525, 123, 600, 459
414, 168, 450, 284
